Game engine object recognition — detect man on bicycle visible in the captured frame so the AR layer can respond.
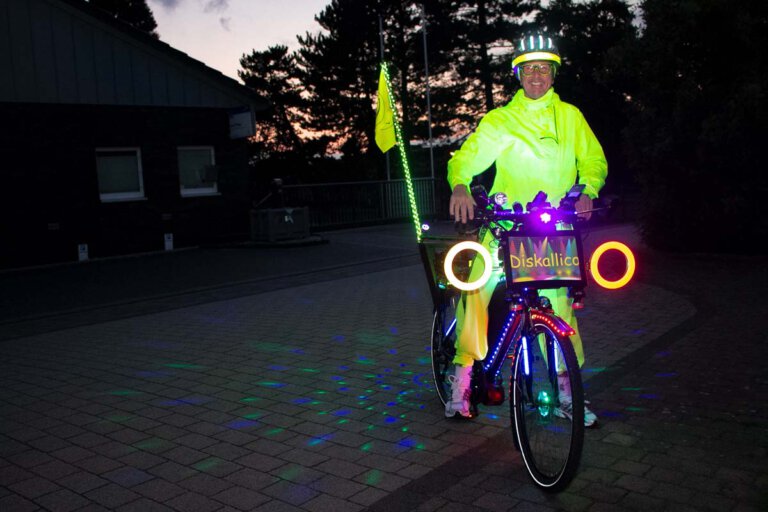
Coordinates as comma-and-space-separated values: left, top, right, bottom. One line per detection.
446, 32, 607, 426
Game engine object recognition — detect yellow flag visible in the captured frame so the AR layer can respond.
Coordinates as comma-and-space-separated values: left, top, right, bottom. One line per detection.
375, 69, 396, 153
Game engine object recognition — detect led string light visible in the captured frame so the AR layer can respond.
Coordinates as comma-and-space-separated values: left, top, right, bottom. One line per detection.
483, 312, 518, 375
380, 63, 422, 242
522, 336, 530, 376
530, 312, 576, 337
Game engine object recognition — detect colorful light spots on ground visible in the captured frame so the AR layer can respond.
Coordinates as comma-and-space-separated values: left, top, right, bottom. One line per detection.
158, 396, 210, 406
308, 434, 333, 446
226, 418, 259, 429
258, 381, 286, 388
365, 469, 383, 485
194, 457, 223, 471
164, 363, 204, 369
133, 438, 171, 451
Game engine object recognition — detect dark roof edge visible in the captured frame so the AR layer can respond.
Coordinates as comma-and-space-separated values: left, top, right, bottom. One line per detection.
57, 0, 269, 111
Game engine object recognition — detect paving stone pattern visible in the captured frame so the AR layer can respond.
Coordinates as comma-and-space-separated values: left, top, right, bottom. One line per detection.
1, 223, 766, 511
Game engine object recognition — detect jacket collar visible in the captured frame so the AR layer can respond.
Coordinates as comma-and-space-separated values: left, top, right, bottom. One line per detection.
510, 87, 558, 111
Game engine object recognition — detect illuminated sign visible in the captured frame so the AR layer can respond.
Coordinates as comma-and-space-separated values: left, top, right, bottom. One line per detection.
506, 235, 582, 284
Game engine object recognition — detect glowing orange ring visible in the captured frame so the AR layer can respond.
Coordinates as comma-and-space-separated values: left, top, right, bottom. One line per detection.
443, 241, 493, 291
590, 241, 635, 289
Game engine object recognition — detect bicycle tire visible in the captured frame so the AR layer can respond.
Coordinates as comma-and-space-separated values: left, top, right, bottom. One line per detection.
431, 292, 459, 405
510, 321, 584, 492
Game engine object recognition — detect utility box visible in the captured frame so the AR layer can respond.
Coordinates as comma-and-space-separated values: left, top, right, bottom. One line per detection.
250, 207, 310, 242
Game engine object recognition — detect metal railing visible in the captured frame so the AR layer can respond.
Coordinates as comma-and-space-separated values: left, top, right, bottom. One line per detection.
281, 178, 444, 229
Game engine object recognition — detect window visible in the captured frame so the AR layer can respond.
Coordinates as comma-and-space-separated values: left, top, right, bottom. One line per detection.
96, 148, 145, 202
178, 146, 218, 197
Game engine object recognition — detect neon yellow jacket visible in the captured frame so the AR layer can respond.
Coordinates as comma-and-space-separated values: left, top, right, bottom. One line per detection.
448, 88, 607, 202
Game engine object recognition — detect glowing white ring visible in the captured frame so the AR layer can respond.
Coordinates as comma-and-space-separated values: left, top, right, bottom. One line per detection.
443, 241, 493, 291
590, 241, 636, 290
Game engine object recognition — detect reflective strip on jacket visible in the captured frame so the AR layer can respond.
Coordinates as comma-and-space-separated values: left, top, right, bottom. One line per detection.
447, 88, 607, 202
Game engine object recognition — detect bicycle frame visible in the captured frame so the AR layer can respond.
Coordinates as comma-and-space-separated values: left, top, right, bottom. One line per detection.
473, 287, 576, 409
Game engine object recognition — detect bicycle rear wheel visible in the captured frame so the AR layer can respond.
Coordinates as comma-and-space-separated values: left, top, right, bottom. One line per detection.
431, 292, 459, 405
510, 321, 584, 491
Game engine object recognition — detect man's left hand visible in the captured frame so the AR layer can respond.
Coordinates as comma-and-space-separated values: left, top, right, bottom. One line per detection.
575, 194, 593, 220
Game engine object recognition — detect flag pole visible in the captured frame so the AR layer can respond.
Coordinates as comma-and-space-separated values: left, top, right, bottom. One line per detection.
378, 63, 422, 242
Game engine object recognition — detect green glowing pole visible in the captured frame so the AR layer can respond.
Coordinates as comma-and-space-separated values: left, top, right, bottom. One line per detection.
380, 62, 422, 242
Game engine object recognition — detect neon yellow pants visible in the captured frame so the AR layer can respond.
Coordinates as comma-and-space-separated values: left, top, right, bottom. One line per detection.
452, 235, 585, 369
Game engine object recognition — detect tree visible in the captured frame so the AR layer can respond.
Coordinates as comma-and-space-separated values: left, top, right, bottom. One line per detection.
445, 0, 533, 129
623, 0, 768, 252
88, 0, 159, 37
239, 45, 307, 159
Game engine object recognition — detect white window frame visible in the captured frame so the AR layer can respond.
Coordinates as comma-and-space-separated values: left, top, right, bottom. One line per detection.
177, 146, 219, 197
95, 147, 146, 203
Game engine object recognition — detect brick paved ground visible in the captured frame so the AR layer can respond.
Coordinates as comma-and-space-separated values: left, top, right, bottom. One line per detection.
1, 223, 766, 511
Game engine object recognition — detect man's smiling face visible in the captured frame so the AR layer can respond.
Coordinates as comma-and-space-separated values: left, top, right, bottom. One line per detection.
519, 60, 554, 100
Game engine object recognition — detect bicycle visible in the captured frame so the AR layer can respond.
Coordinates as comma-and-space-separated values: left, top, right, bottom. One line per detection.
420, 184, 595, 492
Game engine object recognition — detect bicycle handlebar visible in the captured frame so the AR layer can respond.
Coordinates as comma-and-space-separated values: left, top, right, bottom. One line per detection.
468, 184, 586, 233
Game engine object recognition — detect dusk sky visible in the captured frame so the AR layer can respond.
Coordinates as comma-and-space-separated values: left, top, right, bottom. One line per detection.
148, 0, 332, 80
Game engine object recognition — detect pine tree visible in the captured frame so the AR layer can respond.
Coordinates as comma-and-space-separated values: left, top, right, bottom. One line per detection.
89, 0, 159, 37
623, 0, 767, 251
239, 45, 306, 158
532, 0, 637, 190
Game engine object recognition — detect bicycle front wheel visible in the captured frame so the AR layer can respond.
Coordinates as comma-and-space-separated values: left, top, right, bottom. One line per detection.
431, 292, 458, 405
510, 320, 584, 492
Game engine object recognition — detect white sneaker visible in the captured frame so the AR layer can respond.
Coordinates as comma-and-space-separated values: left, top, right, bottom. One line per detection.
555, 399, 598, 427
444, 365, 472, 418
556, 372, 598, 427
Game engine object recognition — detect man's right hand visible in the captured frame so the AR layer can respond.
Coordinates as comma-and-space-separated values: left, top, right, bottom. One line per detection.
449, 184, 476, 224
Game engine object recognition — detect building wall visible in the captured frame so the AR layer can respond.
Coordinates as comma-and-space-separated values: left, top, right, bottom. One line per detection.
0, 102, 251, 268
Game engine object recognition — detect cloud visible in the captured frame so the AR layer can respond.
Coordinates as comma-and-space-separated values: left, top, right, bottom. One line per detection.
204, 0, 229, 13
219, 17, 231, 31
149, 0, 183, 9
